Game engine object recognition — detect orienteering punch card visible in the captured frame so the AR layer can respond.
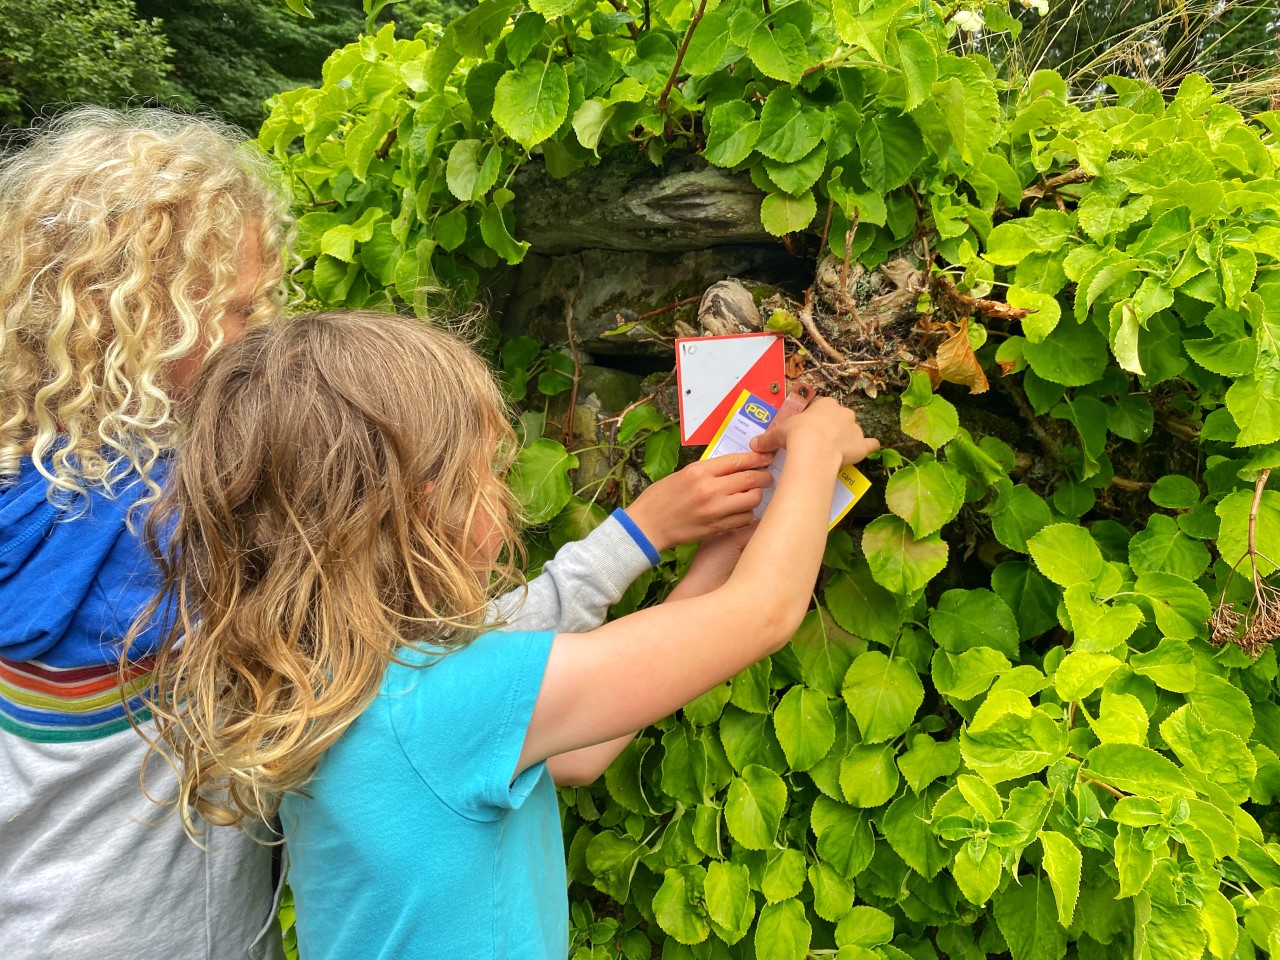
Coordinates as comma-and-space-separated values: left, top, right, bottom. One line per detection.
700, 389, 870, 529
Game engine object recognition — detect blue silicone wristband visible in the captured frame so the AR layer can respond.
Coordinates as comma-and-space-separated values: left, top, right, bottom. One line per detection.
612, 508, 662, 565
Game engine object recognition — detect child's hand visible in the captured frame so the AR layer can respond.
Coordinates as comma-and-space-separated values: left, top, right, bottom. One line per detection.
669, 526, 756, 600
750, 397, 879, 464
625, 452, 774, 553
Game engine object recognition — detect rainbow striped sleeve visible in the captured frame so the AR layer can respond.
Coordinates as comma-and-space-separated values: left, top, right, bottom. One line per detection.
0, 656, 154, 743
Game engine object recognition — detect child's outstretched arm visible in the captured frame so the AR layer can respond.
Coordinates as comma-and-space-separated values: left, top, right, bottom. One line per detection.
542, 526, 757, 785
519, 399, 878, 773
491, 451, 773, 634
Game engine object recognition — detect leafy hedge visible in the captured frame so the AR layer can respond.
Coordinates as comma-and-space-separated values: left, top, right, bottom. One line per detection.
264, 1, 1280, 958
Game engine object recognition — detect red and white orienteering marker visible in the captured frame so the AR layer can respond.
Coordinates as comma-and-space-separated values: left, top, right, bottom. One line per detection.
675, 333, 786, 445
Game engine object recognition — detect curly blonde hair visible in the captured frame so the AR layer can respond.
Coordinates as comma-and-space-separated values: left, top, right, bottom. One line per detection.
136, 311, 522, 834
0, 106, 289, 504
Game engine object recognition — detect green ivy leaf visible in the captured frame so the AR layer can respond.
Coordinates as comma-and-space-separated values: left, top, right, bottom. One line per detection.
1216, 487, 1280, 579
989, 483, 1053, 552
1063, 585, 1145, 652
932, 647, 1010, 701
642, 425, 679, 481
704, 861, 755, 945
724, 764, 787, 850
492, 58, 570, 150
1038, 831, 1082, 926
993, 876, 1068, 960
1149, 474, 1201, 508
895, 29, 937, 111
1085, 743, 1195, 799
824, 563, 902, 648
508, 438, 577, 523
896, 734, 961, 792
858, 111, 923, 192
1008, 286, 1062, 342
961, 689, 1068, 783
747, 21, 808, 85
900, 372, 959, 449
703, 100, 759, 168
952, 838, 1001, 905
1087, 690, 1150, 744
773, 685, 836, 772
479, 201, 530, 264
760, 190, 817, 236
617, 403, 667, 442
808, 861, 855, 923
809, 795, 874, 878
653, 865, 710, 945
754, 899, 811, 960
1129, 638, 1197, 692
755, 88, 824, 163
1023, 319, 1110, 386
839, 743, 899, 808
842, 651, 924, 743
1134, 572, 1211, 641
1027, 524, 1105, 587
1054, 651, 1124, 701
720, 706, 787, 773
929, 588, 1020, 658
683, 11, 733, 77
879, 787, 949, 878
885, 460, 966, 538
760, 848, 807, 904
1128, 514, 1210, 580
835, 905, 894, 948
1226, 371, 1280, 446
862, 515, 948, 595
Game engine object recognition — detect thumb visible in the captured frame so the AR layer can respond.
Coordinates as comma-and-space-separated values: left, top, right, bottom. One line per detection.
750, 422, 788, 454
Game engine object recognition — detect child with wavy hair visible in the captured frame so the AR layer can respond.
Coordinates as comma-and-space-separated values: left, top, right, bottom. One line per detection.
146, 309, 879, 960
0, 107, 289, 960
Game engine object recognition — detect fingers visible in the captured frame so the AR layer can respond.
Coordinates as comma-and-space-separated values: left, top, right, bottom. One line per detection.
720, 490, 766, 517
704, 450, 773, 475
720, 468, 774, 495
712, 505, 760, 530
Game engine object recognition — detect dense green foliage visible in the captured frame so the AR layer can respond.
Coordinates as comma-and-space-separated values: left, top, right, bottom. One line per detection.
143, 0, 473, 130
0, 0, 171, 126
262, 1, 1280, 958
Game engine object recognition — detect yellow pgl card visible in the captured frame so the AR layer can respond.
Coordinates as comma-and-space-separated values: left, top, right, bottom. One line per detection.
700, 390, 870, 530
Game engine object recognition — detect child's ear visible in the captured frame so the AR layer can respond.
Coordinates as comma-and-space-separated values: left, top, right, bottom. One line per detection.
422, 482, 435, 495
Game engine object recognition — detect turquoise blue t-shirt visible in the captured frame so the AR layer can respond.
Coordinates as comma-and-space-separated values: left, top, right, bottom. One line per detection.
279, 630, 565, 960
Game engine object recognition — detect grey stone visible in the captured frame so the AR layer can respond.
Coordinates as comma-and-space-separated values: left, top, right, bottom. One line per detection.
514, 154, 771, 254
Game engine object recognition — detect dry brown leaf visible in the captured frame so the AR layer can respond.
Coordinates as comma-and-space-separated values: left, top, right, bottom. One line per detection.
935, 318, 989, 394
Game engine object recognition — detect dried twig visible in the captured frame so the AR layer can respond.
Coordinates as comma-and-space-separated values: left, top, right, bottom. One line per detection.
658, 0, 709, 113
933, 273, 1035, 322
1111, 476, 1152, 493
1021, 167, 1095, 204
602, 371, 678, 443
798, 288, 845, 362
997, 375, 1059, 459
1211, 468, 1280, 656
555, 261, 586, 447
634, 294, 702, 322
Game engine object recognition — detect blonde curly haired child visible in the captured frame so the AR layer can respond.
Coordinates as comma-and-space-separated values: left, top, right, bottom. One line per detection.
0, 106, 288, 960
144, 310, 878, 959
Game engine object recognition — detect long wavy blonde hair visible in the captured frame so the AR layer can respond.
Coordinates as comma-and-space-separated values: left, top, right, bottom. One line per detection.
136, 311, 522, 834
0, 106, 288, 503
